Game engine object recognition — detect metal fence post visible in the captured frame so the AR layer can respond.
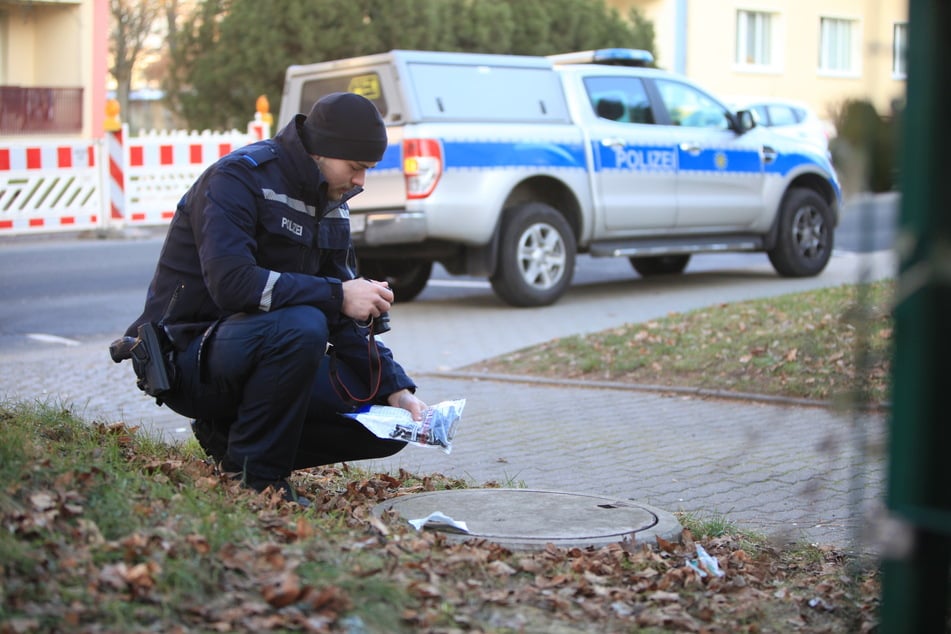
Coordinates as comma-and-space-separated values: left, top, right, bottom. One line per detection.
880, 0, 951, 630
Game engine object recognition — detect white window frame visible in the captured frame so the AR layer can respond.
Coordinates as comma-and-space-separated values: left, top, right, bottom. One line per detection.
893, 22, 908, 79
818, 16, 861, 77
735, 9, 781, 72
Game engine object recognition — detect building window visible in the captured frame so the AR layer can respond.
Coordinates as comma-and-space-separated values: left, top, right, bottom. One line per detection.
893, 22, 908, 78
819, 17, 858, 74
736, 10, 775, 67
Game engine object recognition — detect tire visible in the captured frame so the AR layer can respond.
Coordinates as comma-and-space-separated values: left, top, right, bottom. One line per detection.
357, 258, 433, 302
629, 254, 691, 277
490, 202, 576, 307
767, 188, 834, 277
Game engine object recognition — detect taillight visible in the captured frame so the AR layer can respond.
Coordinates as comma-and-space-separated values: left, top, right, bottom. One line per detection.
403, 138, 442, 199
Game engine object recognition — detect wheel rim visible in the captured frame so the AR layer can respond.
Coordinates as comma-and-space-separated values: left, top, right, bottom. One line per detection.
792, 204, 827, 259
516, 222, 567, 290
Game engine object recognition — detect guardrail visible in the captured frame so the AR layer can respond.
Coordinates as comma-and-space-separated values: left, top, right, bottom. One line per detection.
0, 124, 258, 236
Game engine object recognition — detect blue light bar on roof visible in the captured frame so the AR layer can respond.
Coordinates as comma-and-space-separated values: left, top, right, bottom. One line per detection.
593, 48, 654, 66
548, 48, 655, 67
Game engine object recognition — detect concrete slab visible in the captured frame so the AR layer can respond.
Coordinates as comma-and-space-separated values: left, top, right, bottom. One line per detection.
374, 488, 683, 551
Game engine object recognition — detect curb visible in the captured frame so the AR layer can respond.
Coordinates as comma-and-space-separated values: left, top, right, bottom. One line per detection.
420, 370, 891, 412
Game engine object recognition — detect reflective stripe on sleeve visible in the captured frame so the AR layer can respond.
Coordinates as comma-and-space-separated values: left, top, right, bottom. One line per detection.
260, 270, 280, 312
262, 188, 316, 217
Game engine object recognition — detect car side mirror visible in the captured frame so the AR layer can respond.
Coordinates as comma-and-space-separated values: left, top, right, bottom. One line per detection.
732, 109, 757, 134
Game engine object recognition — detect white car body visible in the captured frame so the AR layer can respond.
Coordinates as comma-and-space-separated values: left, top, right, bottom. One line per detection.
279, 50, 843, 307
726, 96, 836, 152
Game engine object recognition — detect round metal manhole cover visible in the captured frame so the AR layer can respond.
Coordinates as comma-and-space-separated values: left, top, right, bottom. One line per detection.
373, 489, 682, 550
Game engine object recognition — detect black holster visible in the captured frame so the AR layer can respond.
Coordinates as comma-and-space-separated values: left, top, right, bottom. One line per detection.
110, 323, 177, 402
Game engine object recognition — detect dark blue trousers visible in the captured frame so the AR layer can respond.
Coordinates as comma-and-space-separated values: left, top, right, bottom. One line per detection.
161, 305, 406, 481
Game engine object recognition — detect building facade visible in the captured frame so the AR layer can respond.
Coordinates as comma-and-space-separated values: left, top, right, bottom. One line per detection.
608, 0, 907, 123
0, 0, 108, 138
0, 1, 906, 138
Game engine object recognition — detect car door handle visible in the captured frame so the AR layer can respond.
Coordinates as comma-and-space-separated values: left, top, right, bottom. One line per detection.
678, 142, 701, 155
600, 137, 626, 147
762, 146, 778, 164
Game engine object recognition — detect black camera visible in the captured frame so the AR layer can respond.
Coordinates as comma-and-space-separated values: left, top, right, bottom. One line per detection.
372, 311, 391, 335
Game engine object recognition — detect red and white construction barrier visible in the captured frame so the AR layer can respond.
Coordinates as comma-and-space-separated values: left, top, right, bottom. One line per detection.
0, 123, 256, 236
117, 125, 251, 227
0, 141, 101, 234
107, 127, 125, 223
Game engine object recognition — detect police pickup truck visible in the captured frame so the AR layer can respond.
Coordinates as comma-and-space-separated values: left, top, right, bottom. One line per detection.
278, 48, 842, 307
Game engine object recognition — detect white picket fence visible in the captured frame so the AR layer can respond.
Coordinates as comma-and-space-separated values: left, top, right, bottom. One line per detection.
0, 123, 264, 236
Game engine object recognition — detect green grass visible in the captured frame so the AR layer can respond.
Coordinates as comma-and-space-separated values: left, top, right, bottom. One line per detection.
0, 402, 423, 632
465, 280, 894, 408
677, 510, 742, 539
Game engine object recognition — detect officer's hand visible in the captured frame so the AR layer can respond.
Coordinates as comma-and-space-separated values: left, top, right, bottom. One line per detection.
388, 389, 427, 421
341, 278, 393, 322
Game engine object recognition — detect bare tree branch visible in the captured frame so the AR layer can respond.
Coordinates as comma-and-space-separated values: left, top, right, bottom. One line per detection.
109, 0, 162, 123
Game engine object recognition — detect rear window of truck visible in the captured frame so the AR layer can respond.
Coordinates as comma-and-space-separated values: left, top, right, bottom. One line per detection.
407, 63, 570, 123
299, 72, 389, 117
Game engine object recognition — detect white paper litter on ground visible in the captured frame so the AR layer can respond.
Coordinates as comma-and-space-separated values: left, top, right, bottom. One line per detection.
407, 512, 470, 533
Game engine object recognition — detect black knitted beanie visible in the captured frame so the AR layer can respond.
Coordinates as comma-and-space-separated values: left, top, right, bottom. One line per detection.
300, 92, 387, 162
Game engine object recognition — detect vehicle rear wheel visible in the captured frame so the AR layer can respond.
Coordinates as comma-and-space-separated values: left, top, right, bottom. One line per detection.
767, 188, 834, 277
490, 202, 576, 307
629, 254, 691, 277
357, 258, 433, 302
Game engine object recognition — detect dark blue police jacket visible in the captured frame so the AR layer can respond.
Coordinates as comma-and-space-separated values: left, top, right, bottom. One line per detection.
125, 115, 414, 398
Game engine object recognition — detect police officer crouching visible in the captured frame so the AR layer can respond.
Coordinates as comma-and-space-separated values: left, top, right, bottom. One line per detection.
113, 93, 426, 506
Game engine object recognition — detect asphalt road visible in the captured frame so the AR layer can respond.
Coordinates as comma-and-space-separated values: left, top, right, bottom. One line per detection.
0, 193, 898, 356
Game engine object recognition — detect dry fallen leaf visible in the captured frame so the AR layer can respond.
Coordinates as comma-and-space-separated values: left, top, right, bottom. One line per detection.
487, 560, 517, 576
302, 584, 352, 614
30, 492, 56, 511
126, 561, 159, 591
261, 571, 303, 608
655, 534, 678, 553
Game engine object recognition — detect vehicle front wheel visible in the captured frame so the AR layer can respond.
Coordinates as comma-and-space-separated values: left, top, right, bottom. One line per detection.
357, 258, 433, 302
767, 188, 834, 277
490, 202, 576, 307
629, 254, 691, 277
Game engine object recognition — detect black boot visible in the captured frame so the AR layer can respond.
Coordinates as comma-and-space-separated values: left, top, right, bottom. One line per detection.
191, 419, 227, 463
245, 477, 312, 507
218, 458, 311, 508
